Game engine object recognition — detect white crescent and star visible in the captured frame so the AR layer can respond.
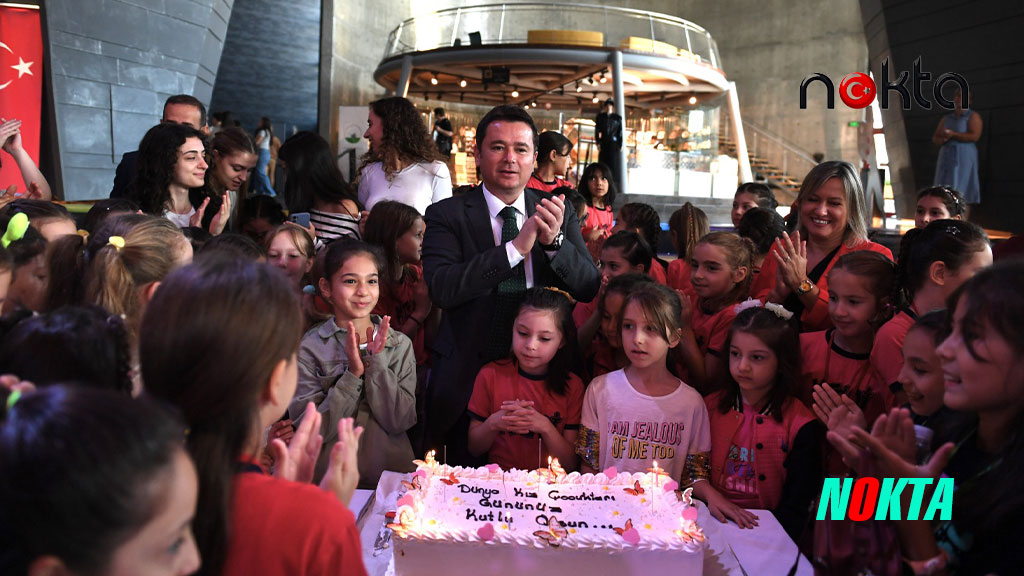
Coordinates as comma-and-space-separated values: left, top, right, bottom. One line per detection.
845, 81, 870, 100
0, 40, 33, 91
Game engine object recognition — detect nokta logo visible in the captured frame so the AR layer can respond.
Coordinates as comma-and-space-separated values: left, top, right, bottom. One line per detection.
816, 477, 953, 521
800, 57, 968, 110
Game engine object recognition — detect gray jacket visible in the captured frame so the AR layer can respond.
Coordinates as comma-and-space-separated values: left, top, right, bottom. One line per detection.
290, 315, 417, 488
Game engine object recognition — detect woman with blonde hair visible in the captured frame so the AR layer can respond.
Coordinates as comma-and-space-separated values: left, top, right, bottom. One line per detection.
751, 160, 892, 332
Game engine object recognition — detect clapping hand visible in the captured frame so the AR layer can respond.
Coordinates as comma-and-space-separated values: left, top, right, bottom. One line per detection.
269, 402, 323, 484
534, 194, 566, 246
320, 417, 364, 506
772, 231, 807, 292
828, 408, 955, 479
812, 383, 867, 437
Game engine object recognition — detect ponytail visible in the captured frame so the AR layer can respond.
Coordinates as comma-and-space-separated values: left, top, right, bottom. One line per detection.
696, 231, 755, 312
669, 202, 709, 261
897, 219, 989, 303
86, 217, 189, 339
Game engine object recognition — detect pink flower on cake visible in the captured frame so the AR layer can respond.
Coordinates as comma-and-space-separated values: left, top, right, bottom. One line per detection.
602, 466, 618, 479
681, 507, 698, 522
477, 523, 496, 542
662, 479, 679, 492
397, 494, 416, 508
484, 463, 501, 473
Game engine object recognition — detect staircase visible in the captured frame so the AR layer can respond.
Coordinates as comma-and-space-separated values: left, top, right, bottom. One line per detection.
718, 118, 818, 208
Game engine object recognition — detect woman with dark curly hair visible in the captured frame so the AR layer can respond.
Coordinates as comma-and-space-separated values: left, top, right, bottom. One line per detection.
278, 131, 362, 244
357, 97, 452, 215
131, 123, 230, 235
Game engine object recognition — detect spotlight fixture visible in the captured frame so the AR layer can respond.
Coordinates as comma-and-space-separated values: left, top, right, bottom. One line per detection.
531, 100, 537, 107
430, 74, 438, 85
523, 104, 530, 110
460, 78, 468, 88
559, 86, 565, 95
599, 71, 607, 84
511, 89, 519, 98
689, 96, 697, 105
592, 94, 599, 104
575, 83, 583, 93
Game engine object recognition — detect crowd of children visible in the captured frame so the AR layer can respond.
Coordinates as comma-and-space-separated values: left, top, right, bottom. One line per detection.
0, 110, 1018, 576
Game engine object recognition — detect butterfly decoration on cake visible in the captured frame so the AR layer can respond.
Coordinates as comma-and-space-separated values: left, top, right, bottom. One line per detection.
623, 480, 645, 496
533, 515, 568, 547
413, 450, 439, 470
675, 486, 694, 505
439, 472, 460, 486
386, 509, 414, 537
401, 475, 424, 492
613, 518, 641, 545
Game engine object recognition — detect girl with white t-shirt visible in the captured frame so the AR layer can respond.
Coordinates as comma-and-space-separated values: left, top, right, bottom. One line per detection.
576, 282, 711, 485
357, 97, 452, 215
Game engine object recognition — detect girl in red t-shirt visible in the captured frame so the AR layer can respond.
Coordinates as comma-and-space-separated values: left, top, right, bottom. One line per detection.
677, 232, 754, 394
468, 288, 584, 471
871, 219, 991, 394
700, 304, 821, 538
579, 162, 616, 256
666, 202, 708, 302
526, 131, 574, 193
363, 201, 436, 367
806, 251, 900, 438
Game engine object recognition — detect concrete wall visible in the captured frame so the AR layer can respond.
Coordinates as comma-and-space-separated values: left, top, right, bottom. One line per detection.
209, 0, 320, 137
861, 0, 1024, 232
45, 0, 230, 200
325, 0, 868, 172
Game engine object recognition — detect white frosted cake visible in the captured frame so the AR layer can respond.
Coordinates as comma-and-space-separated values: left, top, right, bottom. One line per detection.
390, 454, 705, 576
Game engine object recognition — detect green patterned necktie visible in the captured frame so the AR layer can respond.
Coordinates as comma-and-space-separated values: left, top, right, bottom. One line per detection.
488, 206, 527, 359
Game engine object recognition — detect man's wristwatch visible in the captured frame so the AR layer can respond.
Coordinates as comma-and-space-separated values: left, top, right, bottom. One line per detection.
540, 230, 564, 251
796, 278, 815, 295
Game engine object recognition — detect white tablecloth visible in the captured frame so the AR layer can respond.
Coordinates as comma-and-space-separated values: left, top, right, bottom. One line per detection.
355, 472, 812, 576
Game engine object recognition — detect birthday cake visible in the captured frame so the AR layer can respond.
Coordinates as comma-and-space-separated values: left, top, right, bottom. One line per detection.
389, 453, 705, 576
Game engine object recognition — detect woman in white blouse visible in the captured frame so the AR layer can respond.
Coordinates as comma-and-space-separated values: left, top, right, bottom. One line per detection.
357, 97, 452, 215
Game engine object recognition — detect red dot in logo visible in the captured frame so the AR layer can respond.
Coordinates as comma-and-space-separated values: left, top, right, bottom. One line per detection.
839, 73, 876, 109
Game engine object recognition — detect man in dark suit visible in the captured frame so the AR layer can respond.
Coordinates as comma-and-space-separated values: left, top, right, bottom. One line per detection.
421, 105, 601, 465
110, 94, 208, 198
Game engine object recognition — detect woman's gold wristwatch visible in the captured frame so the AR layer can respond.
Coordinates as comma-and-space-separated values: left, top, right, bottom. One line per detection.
796, 279, 815, 295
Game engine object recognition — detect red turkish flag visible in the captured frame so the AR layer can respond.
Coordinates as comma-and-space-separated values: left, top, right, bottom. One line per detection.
0, 5, 43, 189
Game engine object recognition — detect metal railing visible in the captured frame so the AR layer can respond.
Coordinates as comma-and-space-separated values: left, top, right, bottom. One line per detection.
382, 3, 721, 67
722, 117, 817, 183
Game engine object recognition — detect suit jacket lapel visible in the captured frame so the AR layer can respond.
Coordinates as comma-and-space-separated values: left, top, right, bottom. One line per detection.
464, 186, 496, 254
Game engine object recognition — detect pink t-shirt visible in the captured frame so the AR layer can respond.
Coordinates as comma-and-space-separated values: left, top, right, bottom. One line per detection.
579, 369, 710, 481
718, 402, 762, 507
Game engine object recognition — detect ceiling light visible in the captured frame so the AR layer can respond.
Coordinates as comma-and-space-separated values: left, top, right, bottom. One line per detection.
599, 71, 607, 84
592, 95, 600, 104
430, 75, 438, 85
531, 100, 537, 107
511, 90, 519, 98
576, 83, 583, 93
460, 78, 468, 88
689, 96, 697, 105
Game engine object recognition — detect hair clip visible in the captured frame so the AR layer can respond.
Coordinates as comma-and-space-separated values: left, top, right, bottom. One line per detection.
1, 212, 29, 248
943, 224, 961, 236
107, 236, 125, 251
733, 298, 763, 315
5, 388, 21, 412
544, 286, 575, 305
764, 302, 795, 320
